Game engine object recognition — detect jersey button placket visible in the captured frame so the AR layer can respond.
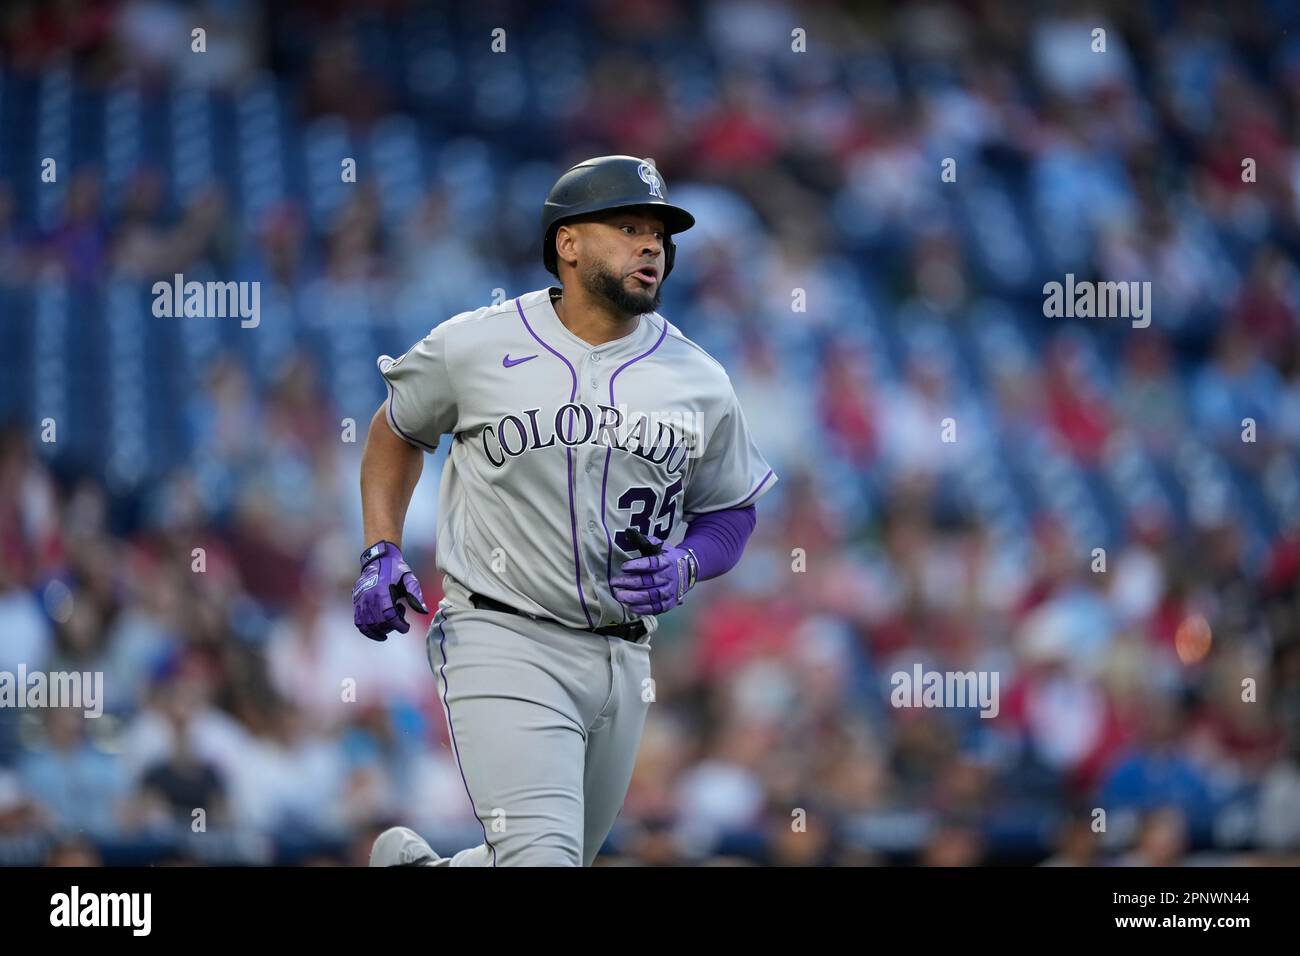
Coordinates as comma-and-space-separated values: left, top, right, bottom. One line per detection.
586, 351, 602, 473
581, 351, 606, 622
589, 355, 601, 487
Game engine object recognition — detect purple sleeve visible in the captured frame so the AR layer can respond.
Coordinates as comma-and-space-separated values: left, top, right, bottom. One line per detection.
680, 505, 757, 582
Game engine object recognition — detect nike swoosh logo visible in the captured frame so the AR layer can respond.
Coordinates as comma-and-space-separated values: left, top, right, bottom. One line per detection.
503, 354, 538, 368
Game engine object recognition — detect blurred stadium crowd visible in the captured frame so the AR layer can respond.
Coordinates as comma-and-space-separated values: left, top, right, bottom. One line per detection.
1, 0, 1300, 865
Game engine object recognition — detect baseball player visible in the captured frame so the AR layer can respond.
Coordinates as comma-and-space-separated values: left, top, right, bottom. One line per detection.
355, 155, 777, 866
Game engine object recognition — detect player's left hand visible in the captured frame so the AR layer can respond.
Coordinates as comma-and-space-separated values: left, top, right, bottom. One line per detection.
612, 534, 699, 615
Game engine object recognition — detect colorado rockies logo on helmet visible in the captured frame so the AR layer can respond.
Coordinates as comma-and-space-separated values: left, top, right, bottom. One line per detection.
637, 161, 664, 199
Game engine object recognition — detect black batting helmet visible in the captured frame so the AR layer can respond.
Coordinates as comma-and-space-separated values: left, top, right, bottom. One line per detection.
541, 155, 695, 279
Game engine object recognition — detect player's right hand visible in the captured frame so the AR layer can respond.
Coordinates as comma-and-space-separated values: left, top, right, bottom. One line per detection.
352, 540, 429, 642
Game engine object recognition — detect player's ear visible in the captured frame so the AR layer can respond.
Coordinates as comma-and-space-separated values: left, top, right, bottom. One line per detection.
555, 223, 581, 272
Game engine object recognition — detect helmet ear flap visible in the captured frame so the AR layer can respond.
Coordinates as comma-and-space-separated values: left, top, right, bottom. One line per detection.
663, 236, 676, 281
543, 226, 559, 276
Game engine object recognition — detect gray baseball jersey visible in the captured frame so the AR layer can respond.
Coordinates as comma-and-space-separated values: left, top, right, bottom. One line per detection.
378, 286, 777, 636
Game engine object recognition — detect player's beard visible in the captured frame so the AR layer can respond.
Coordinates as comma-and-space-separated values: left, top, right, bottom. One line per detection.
581, 259, 662, 316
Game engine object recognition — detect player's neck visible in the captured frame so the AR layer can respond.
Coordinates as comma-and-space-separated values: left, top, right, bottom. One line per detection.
551, 286, 640, 348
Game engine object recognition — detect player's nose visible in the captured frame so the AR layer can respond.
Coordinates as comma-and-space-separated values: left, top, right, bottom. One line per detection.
637, 234, 663, 260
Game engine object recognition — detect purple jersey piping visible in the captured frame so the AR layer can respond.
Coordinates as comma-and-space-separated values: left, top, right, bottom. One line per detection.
383, 375, 439, 452
684, 468, 775, 519
736, 468, 775, 506
602, 318, 670, 624
436, 610, 497, 866
515, 296, 594, 629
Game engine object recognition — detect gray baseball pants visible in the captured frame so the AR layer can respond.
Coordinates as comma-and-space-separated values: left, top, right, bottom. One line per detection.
423, 592, 653, 866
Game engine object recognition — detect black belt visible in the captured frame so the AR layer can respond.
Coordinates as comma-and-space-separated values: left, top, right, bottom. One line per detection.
468, 592, 647, 642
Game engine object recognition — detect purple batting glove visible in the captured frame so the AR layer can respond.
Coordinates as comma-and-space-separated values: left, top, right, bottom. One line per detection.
611, 533, 699, 615
352, 540, 429, 642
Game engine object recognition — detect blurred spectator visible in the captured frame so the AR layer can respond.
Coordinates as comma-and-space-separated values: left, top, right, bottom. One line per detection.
920, 818, 987, 867
18, 708, 126, 837
1039, 814, 1104, 867
1192, 323, 1283, 456
45, 838, 104, 867
1097, 696, 1216, 832
1114, 806, 1189, 867
43, 169, 109, 284
136, 703, 229, 832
